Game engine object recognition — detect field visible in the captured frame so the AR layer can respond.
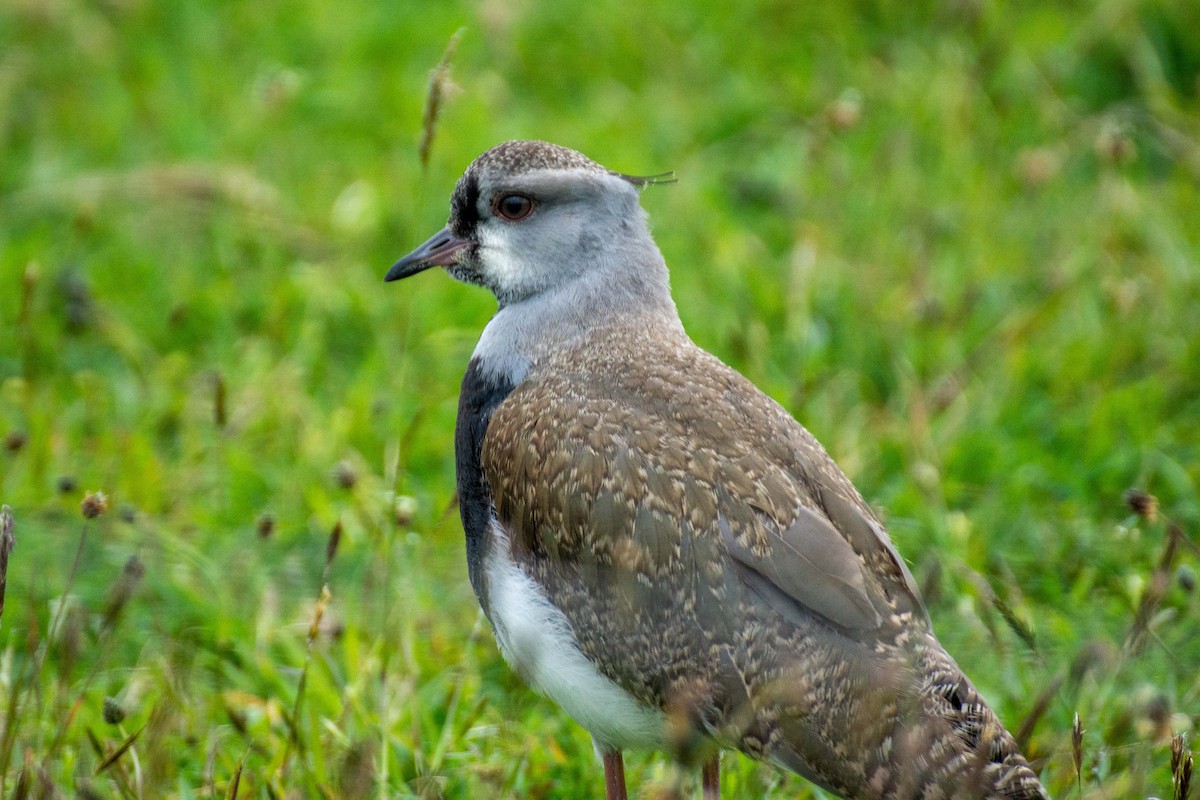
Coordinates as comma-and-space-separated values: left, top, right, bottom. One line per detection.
1, 0, 1199, 797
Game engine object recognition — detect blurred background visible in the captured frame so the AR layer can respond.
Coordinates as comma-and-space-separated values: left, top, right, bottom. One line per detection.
1, 0, 1198, 797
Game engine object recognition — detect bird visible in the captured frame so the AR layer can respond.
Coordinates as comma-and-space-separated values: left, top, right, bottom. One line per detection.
386, 140, 1050, 800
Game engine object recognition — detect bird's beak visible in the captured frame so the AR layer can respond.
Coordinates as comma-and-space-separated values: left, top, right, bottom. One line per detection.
385, 226, 473, 282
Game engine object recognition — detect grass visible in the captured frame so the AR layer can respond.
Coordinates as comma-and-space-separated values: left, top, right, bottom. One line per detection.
1, 0, 1199, 797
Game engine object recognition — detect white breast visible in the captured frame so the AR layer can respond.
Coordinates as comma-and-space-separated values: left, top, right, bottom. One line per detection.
483, 521, 667, 752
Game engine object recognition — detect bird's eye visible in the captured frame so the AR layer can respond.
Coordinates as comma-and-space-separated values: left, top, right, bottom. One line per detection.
494, 194, 536, 221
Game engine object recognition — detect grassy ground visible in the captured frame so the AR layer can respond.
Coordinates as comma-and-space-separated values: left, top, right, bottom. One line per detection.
2, 0, 1199, 797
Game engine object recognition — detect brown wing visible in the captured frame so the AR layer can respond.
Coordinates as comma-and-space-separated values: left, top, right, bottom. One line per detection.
483, 340, 925, 672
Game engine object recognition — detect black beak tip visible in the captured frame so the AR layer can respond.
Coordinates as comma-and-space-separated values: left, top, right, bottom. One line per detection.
384, 256, 430, 283
383, 260, 409, 282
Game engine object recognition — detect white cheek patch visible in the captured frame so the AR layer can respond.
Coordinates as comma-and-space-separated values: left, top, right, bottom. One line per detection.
477, 226, 542, 299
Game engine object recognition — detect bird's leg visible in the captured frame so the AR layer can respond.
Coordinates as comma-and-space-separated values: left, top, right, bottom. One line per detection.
602, 749, 628, 800
701, 753, 720, 800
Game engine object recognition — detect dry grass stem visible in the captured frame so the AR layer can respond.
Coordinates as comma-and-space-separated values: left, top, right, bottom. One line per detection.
324, 519, 343, 578
94, 724, 145, 775
226, 753, 246, 800
0, 505, 14, 624
0, 511, 96, 779
278, 522, 342, 783
102, 556, 145, 630
1013, 673, 1063, 751
1072, 712, 1084, 799
213, 371, 227, 428
1127, 522, 1183, 654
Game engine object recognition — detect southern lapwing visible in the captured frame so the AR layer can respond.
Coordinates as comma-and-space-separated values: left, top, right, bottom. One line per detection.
386, 140, 1050, 800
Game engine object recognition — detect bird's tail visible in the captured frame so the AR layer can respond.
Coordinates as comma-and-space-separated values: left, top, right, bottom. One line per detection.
882, 646, 1051, 800
761, 643, 1051, 799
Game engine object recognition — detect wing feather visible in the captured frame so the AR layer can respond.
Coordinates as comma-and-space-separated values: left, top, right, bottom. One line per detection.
481, 341, 927, 688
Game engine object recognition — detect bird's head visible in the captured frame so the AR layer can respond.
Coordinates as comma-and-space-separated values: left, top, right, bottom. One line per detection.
387, 140, 672, 308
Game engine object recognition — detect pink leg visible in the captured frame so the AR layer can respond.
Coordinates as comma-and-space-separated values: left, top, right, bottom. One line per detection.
701, 753, 720, 800
603, 749, 628, 800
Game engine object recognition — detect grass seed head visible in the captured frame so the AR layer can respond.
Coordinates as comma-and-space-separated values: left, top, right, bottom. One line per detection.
308, 584, 331, 642
4, 430, 26, 452
393, 495, 416, 528
1174, 737, 1194, 800
332, 460, 358, 490
103, 696, 126, 725
418, 28, 464, 172
326, 520, 343, 568
1177, 565, 1195, 593
81, 491, 108, 519
1124, 488, 1159, 522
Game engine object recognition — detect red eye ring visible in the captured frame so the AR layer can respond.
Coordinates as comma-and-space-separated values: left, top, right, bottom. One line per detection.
494, 194, 536, 221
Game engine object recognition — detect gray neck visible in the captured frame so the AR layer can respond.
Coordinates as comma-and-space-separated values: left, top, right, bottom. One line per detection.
471, 242, 684, 386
